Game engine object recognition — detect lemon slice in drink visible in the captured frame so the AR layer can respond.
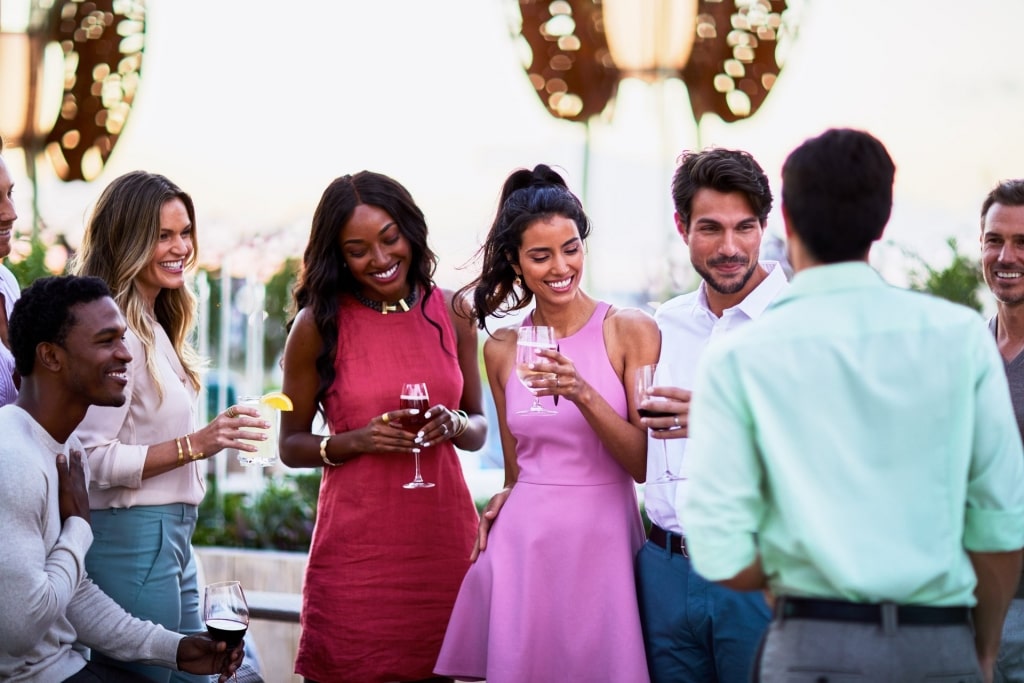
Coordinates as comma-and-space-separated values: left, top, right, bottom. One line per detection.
261, 391, 293, 411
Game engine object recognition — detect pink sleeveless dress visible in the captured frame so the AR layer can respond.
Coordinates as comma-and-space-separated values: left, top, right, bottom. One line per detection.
435, 302, 650, 682
295, 289, 478, 683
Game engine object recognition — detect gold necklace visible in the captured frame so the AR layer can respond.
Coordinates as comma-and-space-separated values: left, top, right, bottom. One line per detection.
352, 287, 418, 315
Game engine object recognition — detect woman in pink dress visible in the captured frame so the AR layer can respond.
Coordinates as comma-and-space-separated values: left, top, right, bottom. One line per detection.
280, 171, 487, 682
435, 164, 660, 682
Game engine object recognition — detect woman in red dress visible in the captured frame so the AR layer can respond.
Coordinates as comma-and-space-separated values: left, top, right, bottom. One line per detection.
280, 171, 486, 683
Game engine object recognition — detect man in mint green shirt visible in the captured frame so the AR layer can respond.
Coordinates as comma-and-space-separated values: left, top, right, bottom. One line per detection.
682, 128, 1024, 682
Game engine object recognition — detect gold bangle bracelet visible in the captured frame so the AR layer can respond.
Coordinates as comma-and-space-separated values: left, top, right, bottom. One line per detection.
319, 435, 340, 467
184, 434, 203, 461
175, 437, 184, 467
452, 409, 470, 438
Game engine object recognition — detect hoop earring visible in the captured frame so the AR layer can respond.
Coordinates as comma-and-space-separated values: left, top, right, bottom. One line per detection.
514, 276, 522, 288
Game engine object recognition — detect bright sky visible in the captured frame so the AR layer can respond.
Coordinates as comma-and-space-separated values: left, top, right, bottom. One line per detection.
18, 0, 1024, 302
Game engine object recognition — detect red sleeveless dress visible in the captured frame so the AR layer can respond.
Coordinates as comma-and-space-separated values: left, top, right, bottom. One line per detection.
295, 289, 478, 682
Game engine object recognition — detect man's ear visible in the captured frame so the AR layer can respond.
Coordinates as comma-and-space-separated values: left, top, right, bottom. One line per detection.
674, 212, 689, 245
36, 342, 63, 374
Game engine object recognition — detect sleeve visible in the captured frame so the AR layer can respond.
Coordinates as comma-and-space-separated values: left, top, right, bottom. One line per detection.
963, 322, 1024, 552
68, 578, 184, 668
680, 341, 766, 580
0, 469, 93, 657
76, 331, 149, 490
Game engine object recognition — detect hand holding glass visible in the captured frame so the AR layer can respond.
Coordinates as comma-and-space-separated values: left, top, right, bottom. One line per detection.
636, 363, 684, 483
237, 396, 277, 467
397, 382, 434, 489
204, 581, 249, 649
516, 326, 558, 416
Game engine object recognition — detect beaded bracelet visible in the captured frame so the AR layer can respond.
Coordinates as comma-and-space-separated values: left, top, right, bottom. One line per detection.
319, 435, 340, 467
184, 434, 203, 461
175, 437, 185, 467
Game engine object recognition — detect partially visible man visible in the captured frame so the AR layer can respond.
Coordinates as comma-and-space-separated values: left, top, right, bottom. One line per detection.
979, 178, 1024, 683
636, 148, 787, 682
0, 275, 243, 682
0, 136, 21, 405
683, 128, 1024, 682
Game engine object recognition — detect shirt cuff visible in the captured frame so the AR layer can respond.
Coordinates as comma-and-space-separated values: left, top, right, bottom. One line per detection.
964, 506, 1024, 552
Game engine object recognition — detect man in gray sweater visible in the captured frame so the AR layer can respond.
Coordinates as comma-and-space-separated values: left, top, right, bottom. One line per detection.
0, 275, 243, 682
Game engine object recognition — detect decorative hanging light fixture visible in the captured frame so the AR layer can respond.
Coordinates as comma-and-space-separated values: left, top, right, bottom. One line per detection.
513, 0, 796, 126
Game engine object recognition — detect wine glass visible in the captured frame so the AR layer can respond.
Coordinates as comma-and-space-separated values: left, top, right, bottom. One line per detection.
636, 363, 685, 483
516, 326, 558, 416
398, 382, 434, 489
204, 580, 249, 651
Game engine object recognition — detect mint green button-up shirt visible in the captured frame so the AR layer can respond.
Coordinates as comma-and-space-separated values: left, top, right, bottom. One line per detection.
682, 262, 1024, 606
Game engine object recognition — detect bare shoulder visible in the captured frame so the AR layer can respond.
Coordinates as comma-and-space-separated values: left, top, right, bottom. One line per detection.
284, 307, 323, 351
483, 326, 518, 355
605, 305, 659, 337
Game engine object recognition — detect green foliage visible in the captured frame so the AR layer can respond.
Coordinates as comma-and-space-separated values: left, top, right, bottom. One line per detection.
195, 472, 320, 551
906, 237, 984, 311
4, 232, 69, 287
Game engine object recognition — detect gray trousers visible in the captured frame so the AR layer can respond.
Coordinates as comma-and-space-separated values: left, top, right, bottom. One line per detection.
756, 611, 982, 682
996, 598, 1024, 683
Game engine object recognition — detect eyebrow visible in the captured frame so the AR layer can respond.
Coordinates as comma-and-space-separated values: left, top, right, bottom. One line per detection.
342, 221, 397, 247
525, 236, 580, 254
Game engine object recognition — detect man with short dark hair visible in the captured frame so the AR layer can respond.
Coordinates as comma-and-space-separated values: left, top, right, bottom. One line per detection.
0, 275, 243, 682
636, 147, 787, 682
979, 178, 1024, 682
683, 129, 1024, 681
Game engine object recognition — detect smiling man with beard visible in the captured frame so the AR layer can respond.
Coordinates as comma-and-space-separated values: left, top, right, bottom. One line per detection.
980, 179, 1024, 683
635, 148, 789, 683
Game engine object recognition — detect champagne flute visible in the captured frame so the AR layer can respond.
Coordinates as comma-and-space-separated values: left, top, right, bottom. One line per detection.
636, 363, 685, 483
516, 325, 558, 416
204, 580, 249, 650
398, 382, 434, 489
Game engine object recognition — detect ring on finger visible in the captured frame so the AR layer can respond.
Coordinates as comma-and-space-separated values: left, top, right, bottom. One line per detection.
442, 424, 449, 436
674, 415, 680, 427
381, 413, 390, 424
227, 407, 237, 419
555, 377, 560, 387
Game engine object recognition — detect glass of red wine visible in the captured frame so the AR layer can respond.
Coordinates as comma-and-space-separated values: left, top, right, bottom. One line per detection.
636, 363, 685, 483
204, 580, 249, 654
398, 382, 434, 489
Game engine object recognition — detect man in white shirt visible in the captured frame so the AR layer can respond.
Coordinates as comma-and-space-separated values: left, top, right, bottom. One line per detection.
636, 148, 788, 683
0, 275, 243, 682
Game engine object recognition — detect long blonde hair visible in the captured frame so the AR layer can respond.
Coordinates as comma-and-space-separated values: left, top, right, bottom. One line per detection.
72, 171, 202, 396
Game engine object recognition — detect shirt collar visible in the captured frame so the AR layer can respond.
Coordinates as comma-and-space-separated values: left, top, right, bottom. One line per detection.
771, 261, 885, 310
693, 260, 789, 319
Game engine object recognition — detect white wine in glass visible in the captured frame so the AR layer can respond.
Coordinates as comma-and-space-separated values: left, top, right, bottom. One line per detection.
636, 363, 684, 483
516, 325, 558, 416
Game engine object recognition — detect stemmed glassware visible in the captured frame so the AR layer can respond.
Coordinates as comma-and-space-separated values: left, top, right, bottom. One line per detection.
636, 363, 685, 483
204, 580, 249, 649
398, 382, 434, 489
515, 326, 558, 416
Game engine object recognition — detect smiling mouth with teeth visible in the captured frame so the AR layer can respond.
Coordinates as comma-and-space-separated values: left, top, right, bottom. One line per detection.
995, 272, 1023, 279
373, 264, 399, 279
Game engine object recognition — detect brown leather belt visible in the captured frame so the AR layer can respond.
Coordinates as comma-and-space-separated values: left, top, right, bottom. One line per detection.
648, 524, 687, 557
776, 597, 970, 625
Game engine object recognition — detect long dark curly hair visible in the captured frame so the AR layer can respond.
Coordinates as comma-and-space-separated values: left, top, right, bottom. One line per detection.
455, 164, 590, 332
288, 171, 443, 411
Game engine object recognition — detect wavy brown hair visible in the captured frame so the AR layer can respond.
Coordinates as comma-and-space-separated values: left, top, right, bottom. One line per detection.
72, 171, 201, 396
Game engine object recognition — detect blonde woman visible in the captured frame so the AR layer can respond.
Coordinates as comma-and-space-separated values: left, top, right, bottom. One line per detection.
72, 171, 264, 682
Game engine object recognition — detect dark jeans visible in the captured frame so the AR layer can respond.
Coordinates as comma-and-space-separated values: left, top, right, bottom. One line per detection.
64, 660, 159, 682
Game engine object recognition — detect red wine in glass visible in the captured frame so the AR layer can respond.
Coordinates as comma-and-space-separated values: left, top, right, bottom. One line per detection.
203, 580, 250, 653
636, 363, 685, 482
205, 618, 248, 648
400, 382, 435, 489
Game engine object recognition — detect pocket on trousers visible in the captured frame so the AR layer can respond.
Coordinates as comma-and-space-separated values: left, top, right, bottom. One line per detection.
784, 669, 865, 682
